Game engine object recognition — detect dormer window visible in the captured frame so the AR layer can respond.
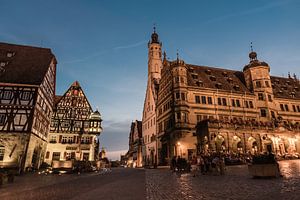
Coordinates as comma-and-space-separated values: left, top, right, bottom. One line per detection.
290, 92, 296, 98
233, 85, 240, 91
227, 77, 233, 83
216, 83, 222, 89
205, 69, 211, 75
196, 80, 203, 87
282, 86, 288, 90
222, 71, 228, 77
275, 79, 280, 84
294, 86, 299, 91
210, 76, 216, 81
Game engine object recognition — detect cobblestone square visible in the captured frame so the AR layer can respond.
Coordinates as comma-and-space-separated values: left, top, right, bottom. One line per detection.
146, 160, 300, 200
1, 160, 300, 200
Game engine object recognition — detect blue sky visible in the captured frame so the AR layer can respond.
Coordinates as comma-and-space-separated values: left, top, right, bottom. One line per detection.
1, 0, 300, 160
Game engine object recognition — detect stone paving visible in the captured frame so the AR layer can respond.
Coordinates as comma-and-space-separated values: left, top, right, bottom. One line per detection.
1, 160, 300, 200
0, 168, 145, 200
146, 160, 300, 200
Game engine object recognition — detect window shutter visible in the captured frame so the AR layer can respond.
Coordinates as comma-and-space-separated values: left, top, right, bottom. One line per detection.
59, 135, 62, 143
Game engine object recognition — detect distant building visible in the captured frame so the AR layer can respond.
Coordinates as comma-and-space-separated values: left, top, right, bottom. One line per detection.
143, 30, 300, 166
127, 120, 143, 168
0, 42, 56, 172
44, 81, 102, 164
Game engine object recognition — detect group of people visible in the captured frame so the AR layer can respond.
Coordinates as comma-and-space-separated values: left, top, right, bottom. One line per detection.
171, 153, 226, 176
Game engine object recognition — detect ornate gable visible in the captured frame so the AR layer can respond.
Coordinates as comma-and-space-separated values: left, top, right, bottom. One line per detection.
50, 81, 93, 133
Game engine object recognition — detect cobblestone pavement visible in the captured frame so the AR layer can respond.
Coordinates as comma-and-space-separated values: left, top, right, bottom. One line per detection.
1, 160, 300, 200
146, 160, 300, 200
0, 168, 145, 200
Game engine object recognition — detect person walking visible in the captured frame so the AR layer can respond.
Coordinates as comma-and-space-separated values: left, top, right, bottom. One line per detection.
171, 156, 177, 172
191, 156, 198, 177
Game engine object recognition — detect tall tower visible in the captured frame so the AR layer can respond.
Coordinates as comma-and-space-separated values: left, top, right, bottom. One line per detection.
148, 27, 162, 82
243, 48, 275, 120
142, 27, 163, 167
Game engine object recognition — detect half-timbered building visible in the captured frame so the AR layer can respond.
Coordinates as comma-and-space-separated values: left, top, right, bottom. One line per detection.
0, 42, 56, 172
44, 81, 102, 164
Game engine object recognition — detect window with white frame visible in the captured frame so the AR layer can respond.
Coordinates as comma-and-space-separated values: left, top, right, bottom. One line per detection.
21, 91, 31, 100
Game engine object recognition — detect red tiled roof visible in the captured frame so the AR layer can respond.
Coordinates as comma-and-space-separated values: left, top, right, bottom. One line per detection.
271, 76, 300, 99
0, 42, 56, 85
186, 64, 251, 94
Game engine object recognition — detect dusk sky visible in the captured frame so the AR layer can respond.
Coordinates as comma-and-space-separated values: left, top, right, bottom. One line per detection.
1, 0, 300, 160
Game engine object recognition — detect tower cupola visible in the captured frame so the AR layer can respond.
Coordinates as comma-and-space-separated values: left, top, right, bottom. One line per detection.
150, 26, 160, 44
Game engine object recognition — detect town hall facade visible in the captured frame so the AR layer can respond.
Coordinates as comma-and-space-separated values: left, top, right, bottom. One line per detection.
142, 30, 300, 166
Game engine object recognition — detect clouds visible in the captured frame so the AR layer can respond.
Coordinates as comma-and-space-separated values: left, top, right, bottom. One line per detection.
202, 0, 292, 25
60, 40, 147, 64
114, 40, 147, 50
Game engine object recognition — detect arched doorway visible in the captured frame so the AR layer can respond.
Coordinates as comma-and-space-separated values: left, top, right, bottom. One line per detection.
248, 137, 258, 155
232, 135, 242, 153
215, 134, 225, 152
262, 135, 273, 153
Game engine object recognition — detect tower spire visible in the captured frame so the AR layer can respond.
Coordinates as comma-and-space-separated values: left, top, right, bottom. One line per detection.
249, 42, 257, 62
150, 24, 159, 44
